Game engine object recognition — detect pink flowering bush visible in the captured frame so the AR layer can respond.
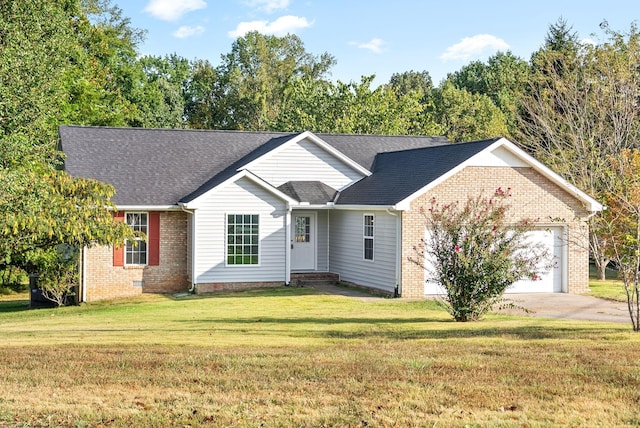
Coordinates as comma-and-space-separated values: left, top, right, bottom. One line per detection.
410, 188, 551, 322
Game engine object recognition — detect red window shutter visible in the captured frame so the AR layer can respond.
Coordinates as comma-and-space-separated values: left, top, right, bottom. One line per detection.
113, 211, 125, 267
148, 211, 160, 266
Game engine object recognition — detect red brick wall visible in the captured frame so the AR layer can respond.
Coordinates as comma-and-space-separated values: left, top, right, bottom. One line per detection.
400, 166, 592, 298
83, 211, 189, 301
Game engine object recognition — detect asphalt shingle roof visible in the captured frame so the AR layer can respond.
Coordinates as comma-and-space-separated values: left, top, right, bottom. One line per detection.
336, 138, 501, 205
59, 125, 450, 206
277, 181, 337, 204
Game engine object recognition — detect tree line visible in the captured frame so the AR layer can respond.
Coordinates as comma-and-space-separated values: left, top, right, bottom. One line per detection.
3, 0, 640, 309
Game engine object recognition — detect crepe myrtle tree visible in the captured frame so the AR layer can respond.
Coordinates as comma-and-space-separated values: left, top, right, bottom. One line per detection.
409, 188, 553, 322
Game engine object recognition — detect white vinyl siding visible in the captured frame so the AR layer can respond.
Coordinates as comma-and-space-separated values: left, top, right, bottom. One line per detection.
249, 138, 365, 189
193, 177, 287, 283
316, 210, 329, 271
329, 210, 397, 292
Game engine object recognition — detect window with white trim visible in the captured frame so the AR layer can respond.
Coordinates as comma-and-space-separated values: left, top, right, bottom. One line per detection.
363, 214, 374, 261
125, 212, 148, 265
227, 214, 259, 265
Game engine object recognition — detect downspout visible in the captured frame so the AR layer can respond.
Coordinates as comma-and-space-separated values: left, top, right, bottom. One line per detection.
81, 246, 88, 303
179, 204, 197, 293
285, 205, 292, 285
386, 208, 401, 298
326, 209, 330, 272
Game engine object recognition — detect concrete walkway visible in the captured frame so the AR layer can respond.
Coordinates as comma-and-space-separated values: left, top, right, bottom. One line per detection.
311, 283, 632, 324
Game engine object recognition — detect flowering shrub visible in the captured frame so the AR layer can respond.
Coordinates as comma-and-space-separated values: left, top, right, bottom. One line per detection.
410, 188, 552, 322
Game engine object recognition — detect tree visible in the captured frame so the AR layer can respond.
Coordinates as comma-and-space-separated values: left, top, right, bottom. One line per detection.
388, 70, 433, 99
213, 31, 336, 130
0, 168, 135, 304
601, 149, 640, 331
518, 21, 640, 279
410, 189, 551, 322
60, 0, 146, 127
430, 81, 509, 142
133, 54, 191, 128
447, 52, 530, 137
184, 59, 225, 129
274, 75, 442, 135
0, 0, 78, 163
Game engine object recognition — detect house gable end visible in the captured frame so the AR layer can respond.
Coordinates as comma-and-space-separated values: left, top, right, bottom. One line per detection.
394, 138, 603, 212
241, 132, 370, 190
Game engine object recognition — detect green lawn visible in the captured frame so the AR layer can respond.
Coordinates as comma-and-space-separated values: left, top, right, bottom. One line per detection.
588, 264, 629, 301
1, 287, 640, 427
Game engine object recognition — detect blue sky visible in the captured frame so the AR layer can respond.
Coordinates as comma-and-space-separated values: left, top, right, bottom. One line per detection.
115, 0, 639, 86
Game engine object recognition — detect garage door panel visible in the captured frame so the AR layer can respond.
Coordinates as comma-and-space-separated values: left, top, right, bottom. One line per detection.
424, 227, 564, 295
507, 228, 563, 293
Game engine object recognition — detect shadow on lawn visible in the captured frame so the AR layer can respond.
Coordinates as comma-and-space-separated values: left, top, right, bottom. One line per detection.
0, 299, 30, 313
176, 316, 623, 341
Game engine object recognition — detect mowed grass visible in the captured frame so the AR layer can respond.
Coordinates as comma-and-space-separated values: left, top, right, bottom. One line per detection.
1, 288, 640, 427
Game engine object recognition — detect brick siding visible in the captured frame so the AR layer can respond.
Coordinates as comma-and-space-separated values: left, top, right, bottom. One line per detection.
83, 211, 189, 301
400, 166, 592, 298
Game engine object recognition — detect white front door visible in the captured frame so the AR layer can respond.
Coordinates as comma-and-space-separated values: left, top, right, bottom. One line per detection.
291, 212, 316, 271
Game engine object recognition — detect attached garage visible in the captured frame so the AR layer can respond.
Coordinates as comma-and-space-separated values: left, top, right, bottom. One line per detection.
423, 226, 566, 295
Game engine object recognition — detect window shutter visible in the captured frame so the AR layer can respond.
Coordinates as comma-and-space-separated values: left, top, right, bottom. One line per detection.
148, 211, 160, 266
113, 211, 125, 267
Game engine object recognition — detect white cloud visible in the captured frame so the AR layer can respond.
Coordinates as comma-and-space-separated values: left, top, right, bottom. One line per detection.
173, 25, 206, 39
245, 0, 290, 12
440, 34, 509, 61
350, 38, 386, 54
144, 0, 207, 21
228, 15, 312, 38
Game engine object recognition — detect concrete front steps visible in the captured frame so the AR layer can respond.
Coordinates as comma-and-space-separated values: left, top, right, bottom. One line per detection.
290, 272, 339, 287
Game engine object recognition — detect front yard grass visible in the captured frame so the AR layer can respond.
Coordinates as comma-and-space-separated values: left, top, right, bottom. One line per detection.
588, 264, 628, 301
1, 287, 640, 427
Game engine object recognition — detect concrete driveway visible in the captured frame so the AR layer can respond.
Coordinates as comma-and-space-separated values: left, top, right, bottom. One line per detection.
497, 293, 631, 324
312, 284, 632, 324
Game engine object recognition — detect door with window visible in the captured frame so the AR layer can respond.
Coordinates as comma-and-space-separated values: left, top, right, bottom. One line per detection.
291, 212, 316, 271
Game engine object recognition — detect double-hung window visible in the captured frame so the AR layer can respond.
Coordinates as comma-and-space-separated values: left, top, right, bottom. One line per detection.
363, 214, 374, 261
227, 214, 259, 265
125, 212, 148, 265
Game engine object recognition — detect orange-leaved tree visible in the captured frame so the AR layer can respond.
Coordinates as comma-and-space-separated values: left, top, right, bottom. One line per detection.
602, 149, 640, 331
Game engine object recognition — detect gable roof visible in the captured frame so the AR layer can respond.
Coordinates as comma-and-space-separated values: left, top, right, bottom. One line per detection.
336, 137, 603, 213
60, 125, 448, 206
277, 181, 337, 204
337, 139, 500, 206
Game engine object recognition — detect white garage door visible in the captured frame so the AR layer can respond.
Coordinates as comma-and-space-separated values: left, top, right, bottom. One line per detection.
424, 227, 564, 295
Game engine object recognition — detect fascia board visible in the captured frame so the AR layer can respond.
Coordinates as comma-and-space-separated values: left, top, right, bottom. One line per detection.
181, 170, 299, 210
112, 205, 182, 211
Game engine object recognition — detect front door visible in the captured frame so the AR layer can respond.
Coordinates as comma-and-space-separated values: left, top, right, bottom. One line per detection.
291, 212, 316, 271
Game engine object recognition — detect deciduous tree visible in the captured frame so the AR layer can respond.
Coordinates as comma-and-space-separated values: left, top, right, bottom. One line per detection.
601, 149, 640, 330
518, 21, 640, 279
